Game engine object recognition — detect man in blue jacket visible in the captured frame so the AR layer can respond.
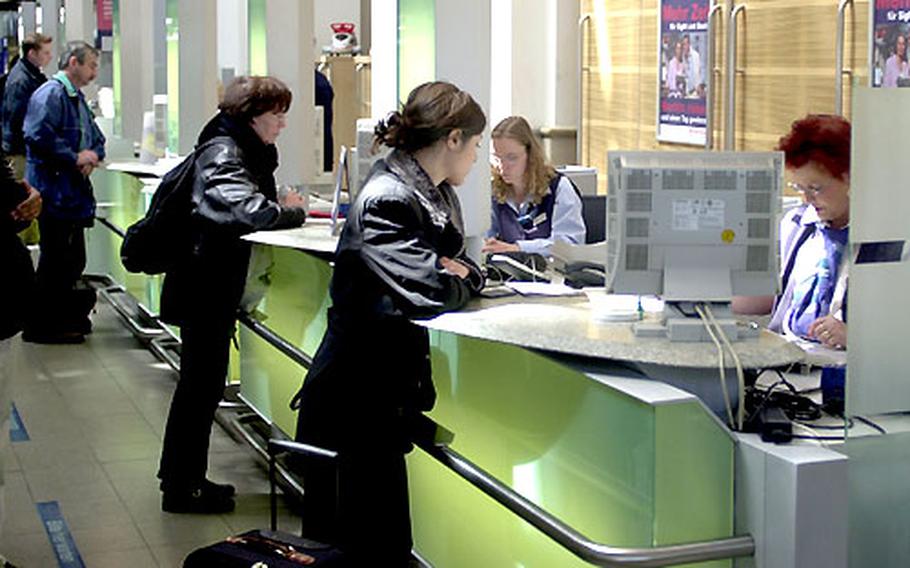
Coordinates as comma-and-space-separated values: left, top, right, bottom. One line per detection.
23, 41, 105, 344
2, 32, 53, 178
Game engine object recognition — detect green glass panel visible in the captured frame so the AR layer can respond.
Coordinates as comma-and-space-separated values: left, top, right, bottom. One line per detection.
654, 404, 733, 567
166, 0, 179, 152
248, 0, 268, 76
409, 332, 733, 566
239, 245, 332, 431
397, 0, 435, 104
86, 170, 162, 310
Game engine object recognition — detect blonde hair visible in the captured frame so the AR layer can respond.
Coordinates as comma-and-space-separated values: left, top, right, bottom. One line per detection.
491, 116, 556, 205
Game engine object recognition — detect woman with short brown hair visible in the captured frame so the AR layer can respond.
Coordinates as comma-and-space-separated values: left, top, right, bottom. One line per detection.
157, 76, 307, 514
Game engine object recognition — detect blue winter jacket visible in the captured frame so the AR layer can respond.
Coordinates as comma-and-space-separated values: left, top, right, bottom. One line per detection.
2, 58, 47, 155
24, 77, 106, 221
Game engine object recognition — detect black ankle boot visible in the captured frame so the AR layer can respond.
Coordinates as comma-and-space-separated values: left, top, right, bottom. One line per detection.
161, 483, 235, 514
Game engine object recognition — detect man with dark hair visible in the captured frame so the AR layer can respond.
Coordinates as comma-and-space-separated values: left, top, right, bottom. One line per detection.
22, 40, 105, 344
1, 32, 53, 178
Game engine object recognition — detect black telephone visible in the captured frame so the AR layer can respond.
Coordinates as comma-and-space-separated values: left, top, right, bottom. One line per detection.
562, 261, 606, 288
485, 251, 549, 282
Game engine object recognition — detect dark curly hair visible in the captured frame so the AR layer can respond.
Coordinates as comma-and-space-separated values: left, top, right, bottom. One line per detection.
776, 114, 851, 179
219, 76, 292, 122
374, 81, 486, 153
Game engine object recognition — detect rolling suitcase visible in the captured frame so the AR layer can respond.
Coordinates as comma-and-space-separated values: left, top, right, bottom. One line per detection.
183, 439, 346, 567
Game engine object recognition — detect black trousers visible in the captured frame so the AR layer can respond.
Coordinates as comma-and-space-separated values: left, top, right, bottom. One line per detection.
31, 216, 88, 332
300, 448, 413, 567
158, 320, 233, 490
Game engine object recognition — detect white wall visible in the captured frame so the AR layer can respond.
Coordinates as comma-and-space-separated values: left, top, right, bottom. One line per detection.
370, 0, 396, 118
217, 0, 248, 79
435, 0, 491, 241
491, 0, 579, 164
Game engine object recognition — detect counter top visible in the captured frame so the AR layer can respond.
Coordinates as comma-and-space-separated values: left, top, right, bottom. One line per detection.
243, 219, 339, 255
242, 227, 805, 369
105, 157, 184, 178
418, 295, 806, 369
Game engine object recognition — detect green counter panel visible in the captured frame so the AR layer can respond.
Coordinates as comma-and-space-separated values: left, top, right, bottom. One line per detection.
411, 332, 732, 567
239, 244, 333, 429
86, 169, 163, 312
237, 246, 734, 567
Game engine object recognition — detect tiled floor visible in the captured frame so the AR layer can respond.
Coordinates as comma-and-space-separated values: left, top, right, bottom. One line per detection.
1, 301, 299, 567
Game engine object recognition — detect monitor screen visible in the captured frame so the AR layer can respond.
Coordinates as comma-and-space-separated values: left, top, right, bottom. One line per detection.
606, 151, 782, 302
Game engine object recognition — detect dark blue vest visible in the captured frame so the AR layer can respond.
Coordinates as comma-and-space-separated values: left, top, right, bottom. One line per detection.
494, 175, 567, 243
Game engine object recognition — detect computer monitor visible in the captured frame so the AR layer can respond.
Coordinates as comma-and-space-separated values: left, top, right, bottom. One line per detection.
605, 150, 783, 341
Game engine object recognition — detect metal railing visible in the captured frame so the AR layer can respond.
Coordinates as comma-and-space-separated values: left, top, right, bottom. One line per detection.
725, 4, 746, 151
577, 13, 592, 164
705, 1, 724, 149
834, 0, 854, 116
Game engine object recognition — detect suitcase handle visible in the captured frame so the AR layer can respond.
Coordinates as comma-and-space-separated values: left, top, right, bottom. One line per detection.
267, 439, 339, 534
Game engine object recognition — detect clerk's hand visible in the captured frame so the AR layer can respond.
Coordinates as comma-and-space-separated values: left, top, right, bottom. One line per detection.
481, 237, 519, 254
12, 183, 42, 222
808, 315, 847, 350
439, 256, 470, 279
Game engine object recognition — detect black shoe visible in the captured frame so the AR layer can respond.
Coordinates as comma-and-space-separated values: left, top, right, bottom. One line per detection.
22, 329, 85, 344
162, 485, 235, 514
202, 478, 236, 499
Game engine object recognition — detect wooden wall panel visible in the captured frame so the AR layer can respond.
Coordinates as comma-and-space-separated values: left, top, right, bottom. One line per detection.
580, 0, 869, 193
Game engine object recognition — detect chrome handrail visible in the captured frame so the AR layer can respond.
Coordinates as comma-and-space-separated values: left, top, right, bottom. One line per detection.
414, 417, 754, 567
705, 1, 724, 149
237, 311, 314, 369
834, 0, 853, 116
577, 13, 592, 164
725, 4, 746, 151
95, 215, 126, 238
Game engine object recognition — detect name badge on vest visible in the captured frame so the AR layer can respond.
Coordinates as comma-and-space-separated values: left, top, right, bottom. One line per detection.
532, 212, 547, 227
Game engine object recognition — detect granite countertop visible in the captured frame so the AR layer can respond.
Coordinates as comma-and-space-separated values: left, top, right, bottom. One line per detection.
418, 295, 806, 369
243, 219, 339, 255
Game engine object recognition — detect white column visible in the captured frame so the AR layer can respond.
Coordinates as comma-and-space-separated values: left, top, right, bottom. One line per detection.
64, 0, 94, 43
119, 0, 156, 144
265, 0, 316, 186
370, 0, 397, 119
21, 2, 37, 35
509, 0, 578, 165
177, 0, 218, 155
217, 0, 248, 80
551, 0, 580, 165
435, 0, 491, 241
40, 0, 62, 57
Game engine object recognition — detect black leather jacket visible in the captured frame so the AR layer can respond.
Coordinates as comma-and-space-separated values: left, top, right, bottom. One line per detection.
160, 113, 306, 327
0, 156, 33, 340
295, 150, 483, 454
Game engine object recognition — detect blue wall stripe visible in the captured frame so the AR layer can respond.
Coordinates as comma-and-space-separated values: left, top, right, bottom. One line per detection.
36, 501, 85, 568
9, 402, 29, 442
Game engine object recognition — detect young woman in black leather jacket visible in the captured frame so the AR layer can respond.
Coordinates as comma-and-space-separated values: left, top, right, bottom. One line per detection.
157, 76, 307, 514
293, 81, 486, 565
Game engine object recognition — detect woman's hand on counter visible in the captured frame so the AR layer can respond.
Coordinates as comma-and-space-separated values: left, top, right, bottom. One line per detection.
440, 256, 470, 279
808, 315, 847, 350
481, 237, 519, 254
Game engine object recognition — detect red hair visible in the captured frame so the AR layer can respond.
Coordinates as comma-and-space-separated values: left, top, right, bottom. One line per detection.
776, 114, 851, 179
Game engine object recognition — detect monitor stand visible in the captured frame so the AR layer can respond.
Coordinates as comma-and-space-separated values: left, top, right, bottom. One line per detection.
633, 301, 759, 342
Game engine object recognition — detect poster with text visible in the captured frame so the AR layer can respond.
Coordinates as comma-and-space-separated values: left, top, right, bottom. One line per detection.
658, 0, 710, 145
871, 1, 910, 87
